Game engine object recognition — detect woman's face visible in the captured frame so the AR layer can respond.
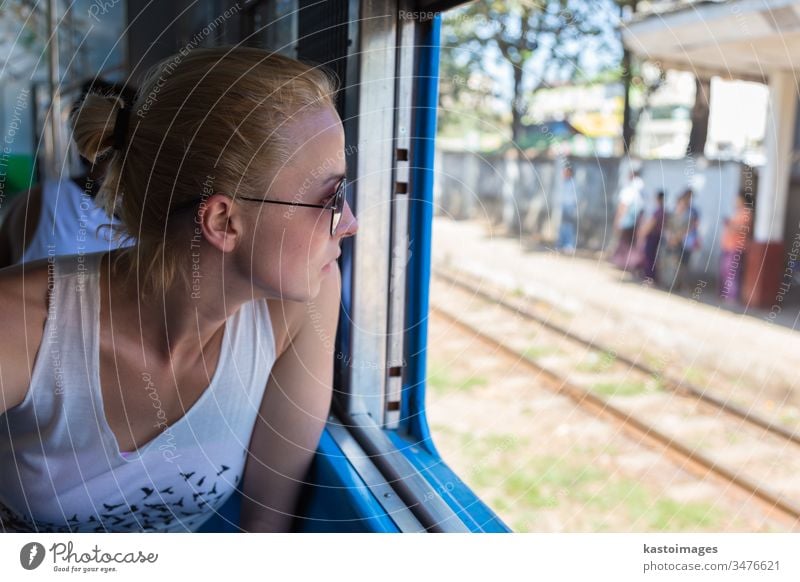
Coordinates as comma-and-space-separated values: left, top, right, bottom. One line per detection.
240, 106, 358, 302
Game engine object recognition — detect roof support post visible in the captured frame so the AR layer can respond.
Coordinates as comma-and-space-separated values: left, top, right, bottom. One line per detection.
755, 70, 796, 243
744, 69, 797, 308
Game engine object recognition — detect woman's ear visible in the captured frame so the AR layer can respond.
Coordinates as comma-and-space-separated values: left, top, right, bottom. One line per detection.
198, 193, 245, 253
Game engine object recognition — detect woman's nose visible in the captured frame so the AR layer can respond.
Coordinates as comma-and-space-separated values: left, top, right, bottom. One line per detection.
337, 199, 358, 238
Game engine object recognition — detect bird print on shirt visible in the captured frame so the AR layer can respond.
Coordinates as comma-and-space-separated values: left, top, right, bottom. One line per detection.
0, 463, 240, 533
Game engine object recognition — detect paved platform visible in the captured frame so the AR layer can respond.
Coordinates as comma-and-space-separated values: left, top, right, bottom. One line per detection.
430, 218, 800, 416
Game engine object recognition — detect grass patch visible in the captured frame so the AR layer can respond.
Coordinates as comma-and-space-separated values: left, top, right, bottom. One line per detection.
457, 443, 728, 531
429, 423, 456, 436
650, 374, 667, 392
576, 350, 617, 373
521, 345, 562, 360
426, 365, 451, 395
512, 518, 531, 532
581, 478, 724, 530
590, 381, 648, 397
779, 411, 800, 427
426, 363, 488, 395
643, 353, 668, 374
725, 431, 743, 445
505, 472, 559, 508
483, 433, 520, 450
648, 498, 723, 530
683, 366, 708, 386
476, 456, 607, 510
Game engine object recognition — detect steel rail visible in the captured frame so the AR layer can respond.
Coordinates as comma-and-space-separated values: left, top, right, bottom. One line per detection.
433, 268, 800, 448
429, 293, 800, 528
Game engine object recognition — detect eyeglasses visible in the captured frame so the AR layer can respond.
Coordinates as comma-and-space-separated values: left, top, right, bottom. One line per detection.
239, 177, 346, 236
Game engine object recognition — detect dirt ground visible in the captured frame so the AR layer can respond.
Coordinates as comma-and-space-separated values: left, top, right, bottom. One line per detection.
425, 218, 800, 532
425, 312, 793, 532
431, 218, 800, 429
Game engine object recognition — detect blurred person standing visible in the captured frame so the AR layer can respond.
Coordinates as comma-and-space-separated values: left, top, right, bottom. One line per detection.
557, 166, 578, 252
635, 189, 667, 283
0, 79, 136, 267
611, 169, 644, 270
661, 188, 700, 291
719, 190, 753, 303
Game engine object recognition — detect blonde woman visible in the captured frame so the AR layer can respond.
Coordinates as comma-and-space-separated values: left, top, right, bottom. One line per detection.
0, 47, 358, 532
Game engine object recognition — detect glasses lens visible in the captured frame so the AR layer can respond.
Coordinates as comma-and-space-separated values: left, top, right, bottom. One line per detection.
331, 178, 345, 235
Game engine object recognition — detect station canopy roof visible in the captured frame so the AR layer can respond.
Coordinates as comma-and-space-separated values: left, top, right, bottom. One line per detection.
622, 0, 800, 82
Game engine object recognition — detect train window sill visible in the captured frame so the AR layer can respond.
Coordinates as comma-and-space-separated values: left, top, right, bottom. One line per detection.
200, 419, 511, 532
295, 413, 510, 532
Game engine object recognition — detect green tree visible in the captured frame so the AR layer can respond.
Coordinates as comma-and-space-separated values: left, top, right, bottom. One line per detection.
439, 0, 621, 146
437, 43, 506, 146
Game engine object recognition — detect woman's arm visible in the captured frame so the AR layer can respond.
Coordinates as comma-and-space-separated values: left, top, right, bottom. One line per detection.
239, 266, 341, 532
0, 264, 49, 415
0, 185, 42, 269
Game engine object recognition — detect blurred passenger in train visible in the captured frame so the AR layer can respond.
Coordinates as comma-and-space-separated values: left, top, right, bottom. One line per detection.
634, 189, 666, 283
611, 169, 644, 270
0, 47, 358, 533
719, 190, 753, 303
660, 189, 701, 291
0, 80, 136, 268
556, 165, 578, 252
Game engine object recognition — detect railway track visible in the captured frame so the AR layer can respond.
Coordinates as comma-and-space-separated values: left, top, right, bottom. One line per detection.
429, 268, 800, 528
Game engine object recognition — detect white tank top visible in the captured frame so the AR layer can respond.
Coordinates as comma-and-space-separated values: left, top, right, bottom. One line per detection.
20, 178, 130, 264
0, 252, 276, 532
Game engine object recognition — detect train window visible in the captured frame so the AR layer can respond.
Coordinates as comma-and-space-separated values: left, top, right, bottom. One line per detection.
227, 0, 508, 532
240, 0, 298, 55
426, 2, 800, 533
308, 1, 497, 533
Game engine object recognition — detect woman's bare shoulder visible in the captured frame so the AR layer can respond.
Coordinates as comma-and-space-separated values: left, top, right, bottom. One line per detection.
0, 260, 50, 322
0, 260, 51, 414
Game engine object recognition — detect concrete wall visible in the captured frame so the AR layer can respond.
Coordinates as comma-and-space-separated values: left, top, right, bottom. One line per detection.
434, 151, 747, 279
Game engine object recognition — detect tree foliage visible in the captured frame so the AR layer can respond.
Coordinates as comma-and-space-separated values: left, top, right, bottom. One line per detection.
439, 0, 623, 146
